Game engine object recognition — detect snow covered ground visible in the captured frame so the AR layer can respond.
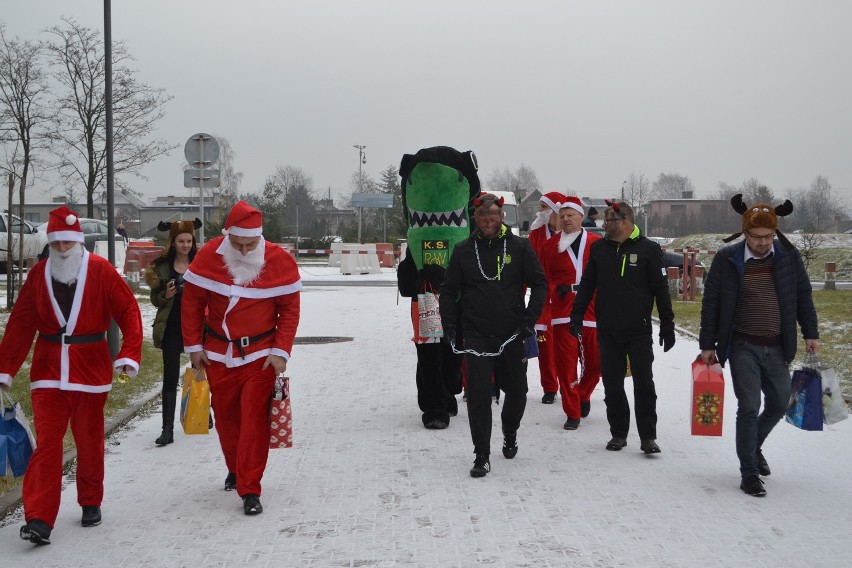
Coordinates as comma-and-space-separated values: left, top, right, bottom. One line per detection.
1, 279, 851, 567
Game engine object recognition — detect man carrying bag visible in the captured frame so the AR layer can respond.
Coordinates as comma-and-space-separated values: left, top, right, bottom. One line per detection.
699, 195, 818, 498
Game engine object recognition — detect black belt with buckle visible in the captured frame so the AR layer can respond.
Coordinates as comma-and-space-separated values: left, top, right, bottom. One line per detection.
39, 332, 105, 345
204, 325, 277, 358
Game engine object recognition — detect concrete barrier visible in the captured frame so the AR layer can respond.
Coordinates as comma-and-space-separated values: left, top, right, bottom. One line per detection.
338, 244, 381, 275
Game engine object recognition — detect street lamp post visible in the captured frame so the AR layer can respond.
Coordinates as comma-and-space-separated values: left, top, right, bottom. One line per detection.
353, 145, 366, 243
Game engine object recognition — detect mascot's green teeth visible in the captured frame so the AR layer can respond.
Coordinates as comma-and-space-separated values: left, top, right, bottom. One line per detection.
409, 207, 468, 228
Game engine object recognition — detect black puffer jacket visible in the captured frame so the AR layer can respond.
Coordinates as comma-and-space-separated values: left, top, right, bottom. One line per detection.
571, 226, 673, 335
699, 239, 818, 366
439, 225, 547, 339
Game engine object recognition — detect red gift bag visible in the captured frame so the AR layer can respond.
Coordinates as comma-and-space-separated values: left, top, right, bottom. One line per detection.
270, 376, 292, 449
691, 356, 724, 436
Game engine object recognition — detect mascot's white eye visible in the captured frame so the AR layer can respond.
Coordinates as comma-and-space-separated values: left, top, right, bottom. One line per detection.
762, 207, 770, 213
752, 208, 759, 213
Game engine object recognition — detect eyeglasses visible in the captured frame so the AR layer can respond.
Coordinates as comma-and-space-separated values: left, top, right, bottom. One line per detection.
602, 216, 624, 225
744, 230, 775, 242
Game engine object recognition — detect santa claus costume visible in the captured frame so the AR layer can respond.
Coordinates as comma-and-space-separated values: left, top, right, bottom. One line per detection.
0, 206, 142, 545
540, 196, 602, 428
182, 201, 301, 514
527, 191, 566, 403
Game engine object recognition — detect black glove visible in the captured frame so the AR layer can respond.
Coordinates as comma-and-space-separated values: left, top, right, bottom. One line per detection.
569, 322, 583, 338
421, 264, 445, 291
659, 331, 675, 352
519, 325, 535, 339
443, 324, 456, 345
556, 284, 571, 299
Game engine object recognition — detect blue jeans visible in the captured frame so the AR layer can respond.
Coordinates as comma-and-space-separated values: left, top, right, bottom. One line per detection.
728, 340, 791, 477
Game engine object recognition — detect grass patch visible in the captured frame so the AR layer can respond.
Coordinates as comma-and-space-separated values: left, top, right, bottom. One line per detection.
670, 289, 852, 399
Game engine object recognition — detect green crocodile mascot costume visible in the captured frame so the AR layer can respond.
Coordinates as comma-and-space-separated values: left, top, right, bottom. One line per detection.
397, 146, 481, 429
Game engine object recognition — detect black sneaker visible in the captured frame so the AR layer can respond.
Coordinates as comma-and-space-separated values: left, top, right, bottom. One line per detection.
470, 454, 490, 478
541, 392, 556, 404
640, 439, 661, 454
740, 474, 767, 497
20, 519, 51, 545
243, 493, 263, 515
424, 419, 449, 430
224, 472, 237, 491
606, 437, 627, 451
563, 418, 581, 430
756, 449, 771, 476
81, 505, 102, 527
580, 400, 591, 417
502, 434, 518, 459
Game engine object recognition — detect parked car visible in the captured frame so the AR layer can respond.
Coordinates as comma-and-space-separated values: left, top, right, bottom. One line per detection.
0, 211, 48, 273
36, 217, 124, 260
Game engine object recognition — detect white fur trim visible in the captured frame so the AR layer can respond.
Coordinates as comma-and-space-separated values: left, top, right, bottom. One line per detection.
540, 196, 560, 213
559, 201, 584, 215
226, 225, 263, 237
183, 270, 302, 298
113, 358, 140, 377
48, 230, 85, 243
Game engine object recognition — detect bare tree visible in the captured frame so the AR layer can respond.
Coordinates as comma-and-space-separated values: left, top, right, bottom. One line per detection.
798, 231, 825, 271
0, 24, 49, 290
739, 177, 774, 205
651, 172, 695, 199
803, 175, 833, 232
43, 18, 175, 218
713, 181, 739, 200
486, 164, 542, 199
624, 171, 651, 207
255, 165, 316, 242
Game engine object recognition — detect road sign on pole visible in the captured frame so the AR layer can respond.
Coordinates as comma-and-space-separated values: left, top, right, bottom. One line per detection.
183, 169, 220, 188
184, 133, 219, 245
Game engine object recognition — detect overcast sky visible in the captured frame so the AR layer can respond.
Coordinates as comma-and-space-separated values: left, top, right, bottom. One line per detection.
3, 1, 851, 206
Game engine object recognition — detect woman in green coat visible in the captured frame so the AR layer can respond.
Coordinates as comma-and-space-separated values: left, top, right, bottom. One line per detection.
144, 219, 201, 445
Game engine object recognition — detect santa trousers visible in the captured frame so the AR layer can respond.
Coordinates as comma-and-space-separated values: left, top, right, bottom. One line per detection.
464, 330, 528, 456
536, 327, 558, 394
24, 389, 108, 528
206, 359, 275, 497
552, 324, 601, 419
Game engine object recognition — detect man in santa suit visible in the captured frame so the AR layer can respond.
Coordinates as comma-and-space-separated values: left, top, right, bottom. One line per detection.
527, 191, 566, 405
0, 206, 142, 545
182, 200, 301, 516
540, 196, 601, 430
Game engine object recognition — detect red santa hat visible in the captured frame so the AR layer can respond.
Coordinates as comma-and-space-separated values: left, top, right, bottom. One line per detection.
222, 200, 263, 237
46, 205, 84, 243
540, 192, 567, 214
559, 195, 585, 215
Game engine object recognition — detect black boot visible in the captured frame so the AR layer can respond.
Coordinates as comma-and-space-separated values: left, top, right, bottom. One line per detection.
155, 390, 176, 446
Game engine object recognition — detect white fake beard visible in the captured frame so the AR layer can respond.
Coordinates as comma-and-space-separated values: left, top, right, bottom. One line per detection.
558, 230, 581, 253
529, 210, 551, 232
222, 238, 266, 285
49, 243, 84, 284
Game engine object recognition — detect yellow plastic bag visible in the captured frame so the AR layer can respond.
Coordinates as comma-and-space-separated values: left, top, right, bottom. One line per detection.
180, 367, 210, 435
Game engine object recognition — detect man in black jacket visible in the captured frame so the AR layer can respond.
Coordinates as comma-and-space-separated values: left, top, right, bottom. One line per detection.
439, 193, 547, 478
699, 196, 818, 498
570, 201, 675, 455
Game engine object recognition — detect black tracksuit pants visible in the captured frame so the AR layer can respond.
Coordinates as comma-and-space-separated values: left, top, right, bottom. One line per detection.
597, 330, 657, 440
464, 330, 528, 456
415, 342, 463, 424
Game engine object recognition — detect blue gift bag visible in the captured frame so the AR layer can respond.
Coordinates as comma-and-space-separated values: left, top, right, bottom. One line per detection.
1, 393, 37, 478
524, 333, 539, 359
785, 368, 824, 431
